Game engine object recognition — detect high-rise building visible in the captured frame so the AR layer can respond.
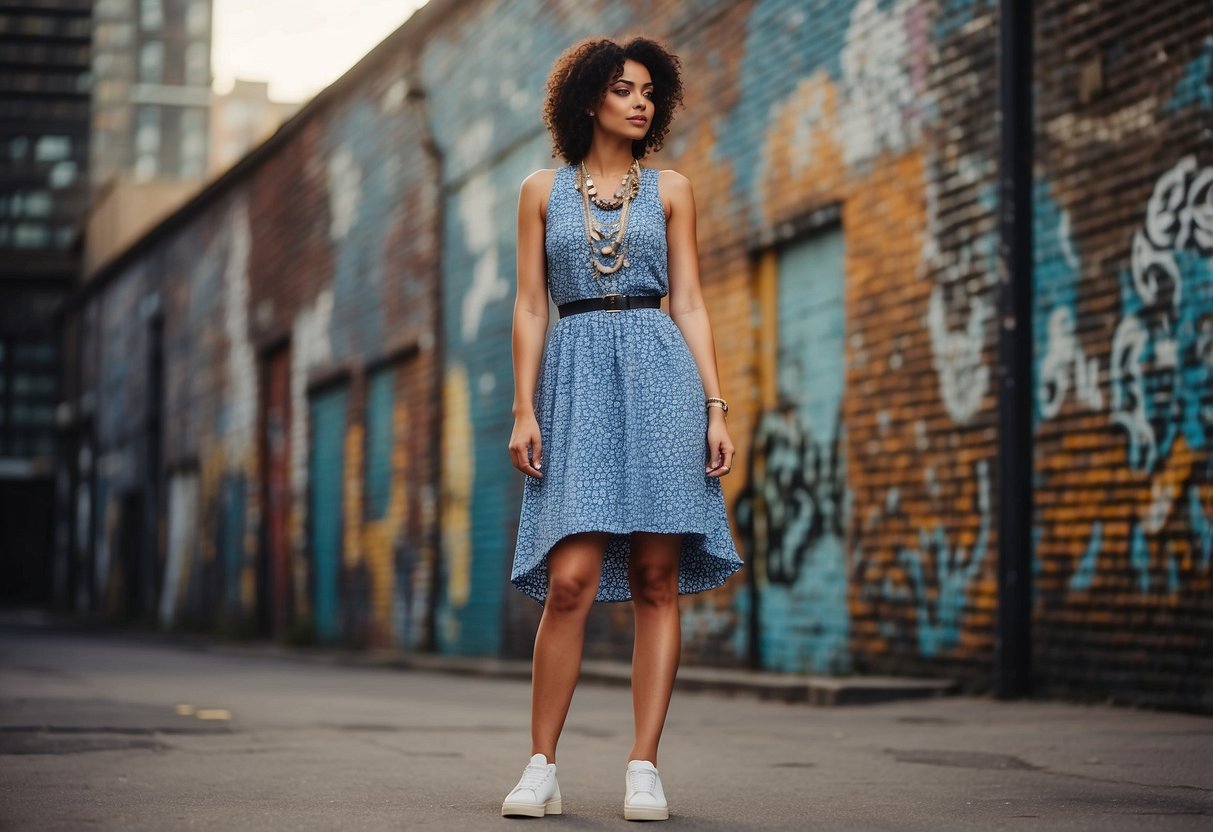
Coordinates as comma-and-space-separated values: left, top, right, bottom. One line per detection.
83, 0, 213, 275
92, 0, 212, 185
0, 0, 94, 604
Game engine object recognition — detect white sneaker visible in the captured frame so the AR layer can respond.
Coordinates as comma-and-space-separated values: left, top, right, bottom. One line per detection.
501, 752, 562, 817
623, 759, 669, 821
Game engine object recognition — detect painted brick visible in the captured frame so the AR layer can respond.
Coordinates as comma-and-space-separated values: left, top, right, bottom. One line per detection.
58, 0, 1213, 712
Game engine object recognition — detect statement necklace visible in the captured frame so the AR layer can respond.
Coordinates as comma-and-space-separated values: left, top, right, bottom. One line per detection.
574, 159, 642, 277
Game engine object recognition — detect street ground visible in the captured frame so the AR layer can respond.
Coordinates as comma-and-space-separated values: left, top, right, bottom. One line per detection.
0, 610, 1210, 831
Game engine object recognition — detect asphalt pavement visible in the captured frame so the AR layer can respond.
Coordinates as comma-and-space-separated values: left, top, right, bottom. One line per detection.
0, 609, 1210, 831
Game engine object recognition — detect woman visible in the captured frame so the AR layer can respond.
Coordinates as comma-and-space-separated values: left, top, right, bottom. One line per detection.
503, 35, 743, 821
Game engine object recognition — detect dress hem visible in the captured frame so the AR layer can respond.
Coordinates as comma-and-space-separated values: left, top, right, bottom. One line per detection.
510, 524, 744, 605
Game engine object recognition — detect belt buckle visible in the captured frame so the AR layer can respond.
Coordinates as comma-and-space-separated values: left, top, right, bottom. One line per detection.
602, 293, 624, 313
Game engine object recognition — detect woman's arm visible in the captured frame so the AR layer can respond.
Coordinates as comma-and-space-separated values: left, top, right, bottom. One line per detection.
662, 169, 736, 478
508, 169, 553, 478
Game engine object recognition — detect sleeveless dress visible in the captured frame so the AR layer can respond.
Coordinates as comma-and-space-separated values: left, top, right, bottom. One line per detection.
510, 164, 744, 603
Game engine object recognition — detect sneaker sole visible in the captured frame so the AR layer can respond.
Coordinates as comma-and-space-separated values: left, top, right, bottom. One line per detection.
501, 798, 562, 817
623, 803, 668, 821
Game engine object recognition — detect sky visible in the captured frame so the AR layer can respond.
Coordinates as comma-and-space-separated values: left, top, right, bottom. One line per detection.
211, 0, 429, 103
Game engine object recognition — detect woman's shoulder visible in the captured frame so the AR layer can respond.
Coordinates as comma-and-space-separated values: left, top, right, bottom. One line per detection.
652, 168, 692, 219
653, 168, 691, 188
521, 167, 561, 194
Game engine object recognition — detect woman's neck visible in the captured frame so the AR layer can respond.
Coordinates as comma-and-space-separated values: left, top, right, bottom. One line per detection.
581, 142, 636, 179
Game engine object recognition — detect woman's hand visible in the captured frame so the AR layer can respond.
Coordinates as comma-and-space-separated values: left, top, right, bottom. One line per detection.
705, 413, 735, 478
509, 413, 544, 478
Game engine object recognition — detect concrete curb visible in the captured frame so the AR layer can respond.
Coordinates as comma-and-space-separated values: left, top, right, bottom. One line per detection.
1, 606, 958, 706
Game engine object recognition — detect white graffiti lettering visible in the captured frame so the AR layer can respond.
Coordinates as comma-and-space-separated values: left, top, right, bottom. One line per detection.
927, 284, 990, 425
1039, 306, 1103, 420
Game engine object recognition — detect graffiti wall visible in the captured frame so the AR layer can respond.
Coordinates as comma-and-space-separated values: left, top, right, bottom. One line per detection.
58, 0, 1212, 710
68, 33, 444, 649
1032, 16, 1213, 708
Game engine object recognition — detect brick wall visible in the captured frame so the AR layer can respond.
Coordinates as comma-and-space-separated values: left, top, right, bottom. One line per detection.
60, 0, 1212, 711
68, 35, 444, 649
1032, 1, 1213, 710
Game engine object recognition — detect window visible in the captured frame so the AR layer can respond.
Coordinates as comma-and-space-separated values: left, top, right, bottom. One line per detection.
180, 109, 206, 177
35, 135, 71, 161
22, 191, 52, 218
185, 41, 209, 87
140, 41, 163, 83
136, 106, 160, 153
186, 1, 210, 36
141, 0, 163, 30
13, 223, 50, 248
49, 160, 77, 188
136, 107, 160, 181
8, 136, 28, 160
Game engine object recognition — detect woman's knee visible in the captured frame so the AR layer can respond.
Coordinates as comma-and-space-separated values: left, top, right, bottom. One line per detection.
546, 571, 596, 613
630, 563, 678, 608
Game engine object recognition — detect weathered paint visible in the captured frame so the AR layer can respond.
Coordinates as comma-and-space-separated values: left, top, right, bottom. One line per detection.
734, 228, 851, 673
364, 368, 394, 521
160, 473, 197, 630
309, 385, 348, 644
56, 0, 1213, 711
260, 346, 293, 637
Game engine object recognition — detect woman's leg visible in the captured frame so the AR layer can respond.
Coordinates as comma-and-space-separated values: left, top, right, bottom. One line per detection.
530, 531, 608, 762
627, 531, 682, 765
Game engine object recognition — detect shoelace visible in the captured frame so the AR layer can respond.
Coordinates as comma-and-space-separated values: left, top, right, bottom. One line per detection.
627, 766, 658, 795
516, 764, 550, 792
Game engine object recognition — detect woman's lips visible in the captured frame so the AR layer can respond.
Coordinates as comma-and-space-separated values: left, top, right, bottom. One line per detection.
628, 117, 648, 125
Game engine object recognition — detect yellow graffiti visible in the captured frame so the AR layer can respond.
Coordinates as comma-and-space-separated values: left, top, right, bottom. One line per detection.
359, 394, 411, 645
442, 362, 473, 610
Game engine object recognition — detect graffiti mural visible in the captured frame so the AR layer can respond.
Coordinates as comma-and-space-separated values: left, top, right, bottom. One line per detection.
734, 229, 852, 674
1110, 155, 1212, 474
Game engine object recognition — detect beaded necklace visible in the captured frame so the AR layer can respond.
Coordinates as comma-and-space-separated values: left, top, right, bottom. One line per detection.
573, 159, 641, 278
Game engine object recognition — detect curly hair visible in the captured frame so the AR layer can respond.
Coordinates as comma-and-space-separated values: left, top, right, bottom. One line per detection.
542, 36, 685, 165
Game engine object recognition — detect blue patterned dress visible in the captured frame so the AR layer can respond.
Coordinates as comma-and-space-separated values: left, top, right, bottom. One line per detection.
510, 164, 744, 603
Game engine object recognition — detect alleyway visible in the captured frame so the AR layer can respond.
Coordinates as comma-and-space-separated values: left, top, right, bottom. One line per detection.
1, 613, 1210, 831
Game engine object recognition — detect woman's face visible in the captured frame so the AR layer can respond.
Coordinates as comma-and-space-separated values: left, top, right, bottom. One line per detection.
593, 58, 654, 144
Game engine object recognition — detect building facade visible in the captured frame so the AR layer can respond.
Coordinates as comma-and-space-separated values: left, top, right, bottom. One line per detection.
0, 0, 94, 605
91, 0, 212, 185
56, 0, 1213, 711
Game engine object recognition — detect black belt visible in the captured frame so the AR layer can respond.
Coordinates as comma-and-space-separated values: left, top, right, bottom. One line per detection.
558, 294, 662, 318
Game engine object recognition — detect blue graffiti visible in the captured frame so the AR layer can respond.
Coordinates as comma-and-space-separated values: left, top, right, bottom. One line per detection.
1069, 521, 1102, 592
733, 228, 850, 673
364, 367, 394, 520
325, 98, 402, 361
1033, 177, 1084, 426
1167, 37, 1212, 112
1191, 485, 1212, 571
900, 460, 990, 657
1110, 159, 1213, 472
725, 0, 860, 221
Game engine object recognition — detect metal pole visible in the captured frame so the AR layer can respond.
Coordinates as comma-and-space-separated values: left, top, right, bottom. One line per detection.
996, 0, 1034, 698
